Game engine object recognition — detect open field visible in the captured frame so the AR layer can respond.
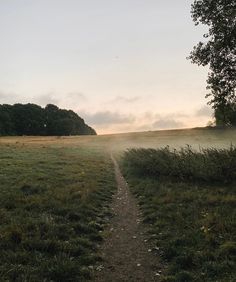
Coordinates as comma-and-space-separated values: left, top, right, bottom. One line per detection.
0, 127, 236, 281
0, 144, 115, 281
1, 127, 236, 150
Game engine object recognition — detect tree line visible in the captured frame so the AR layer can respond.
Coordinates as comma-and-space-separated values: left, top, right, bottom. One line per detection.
0, 103, 96, 136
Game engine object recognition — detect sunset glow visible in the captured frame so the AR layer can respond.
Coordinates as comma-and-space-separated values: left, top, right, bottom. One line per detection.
0, 0, 212, 134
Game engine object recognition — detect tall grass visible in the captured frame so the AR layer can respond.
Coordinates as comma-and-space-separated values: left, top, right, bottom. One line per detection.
123, 146, 236, 183
121, 146, 236, 281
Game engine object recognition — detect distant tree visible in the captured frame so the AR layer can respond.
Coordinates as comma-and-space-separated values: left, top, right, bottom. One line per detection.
44, 104, 60, 135
44, 104, 96, 135
12, 103, 46, 135
189, 0, 236, 126
52, 118, 75, 135
0, 103, 96, 136
0, 105, 15, 135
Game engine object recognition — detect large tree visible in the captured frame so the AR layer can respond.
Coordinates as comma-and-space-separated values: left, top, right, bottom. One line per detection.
189, 0, 236, 125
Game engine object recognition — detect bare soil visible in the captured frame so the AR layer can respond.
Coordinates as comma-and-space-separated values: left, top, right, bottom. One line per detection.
93, 155, 162, 282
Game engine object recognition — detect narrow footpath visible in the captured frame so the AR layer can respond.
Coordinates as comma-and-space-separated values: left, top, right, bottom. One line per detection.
93, 155, 162, 282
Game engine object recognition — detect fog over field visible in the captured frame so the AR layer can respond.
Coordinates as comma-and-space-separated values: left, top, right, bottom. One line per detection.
1, 128, 236, 151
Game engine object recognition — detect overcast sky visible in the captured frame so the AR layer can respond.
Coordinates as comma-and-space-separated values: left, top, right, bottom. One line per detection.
0, 0, 213, 134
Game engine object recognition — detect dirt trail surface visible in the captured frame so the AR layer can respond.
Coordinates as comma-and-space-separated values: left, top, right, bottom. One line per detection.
93, 155, 162, 282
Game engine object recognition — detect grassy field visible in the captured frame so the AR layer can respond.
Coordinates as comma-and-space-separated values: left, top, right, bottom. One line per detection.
0, 143, 115, 281
0, 127, 236, 281
1, 127, 236, 150
121, 146, 236, 282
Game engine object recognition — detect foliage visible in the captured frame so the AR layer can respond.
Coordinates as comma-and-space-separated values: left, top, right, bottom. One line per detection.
0, 103, 96, 136
215, 104, 236, 126
121, 147, 236, 281
189, 0, 236, 125
0, 144, 115, 281
122, 146, 236, 183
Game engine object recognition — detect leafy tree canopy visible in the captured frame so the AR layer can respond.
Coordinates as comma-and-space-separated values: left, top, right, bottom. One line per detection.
189, 0, 236, 125
0, 103, 96, 136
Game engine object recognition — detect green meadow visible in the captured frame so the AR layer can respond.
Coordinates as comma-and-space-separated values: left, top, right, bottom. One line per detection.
122, 146, 236, 281
0, 127, 236, 281
0, 143, 115, 281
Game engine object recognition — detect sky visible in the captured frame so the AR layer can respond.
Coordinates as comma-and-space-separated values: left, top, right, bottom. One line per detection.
0, 0, 213, 134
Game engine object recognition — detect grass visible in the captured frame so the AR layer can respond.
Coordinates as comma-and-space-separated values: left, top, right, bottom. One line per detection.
0, 144, 116, 281
1, 127, 236, 151
0, 128, 236, 281
121, 146, 236, 282
122, 146, 236, 183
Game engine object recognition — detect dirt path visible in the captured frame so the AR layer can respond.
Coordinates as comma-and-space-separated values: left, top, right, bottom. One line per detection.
93, 155, 162, 282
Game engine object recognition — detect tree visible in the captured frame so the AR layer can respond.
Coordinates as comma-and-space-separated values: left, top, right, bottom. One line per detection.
0, 105, 15, 135
12, 103, 46, 135
189, 0, 236, 125
0, 103, 97, 136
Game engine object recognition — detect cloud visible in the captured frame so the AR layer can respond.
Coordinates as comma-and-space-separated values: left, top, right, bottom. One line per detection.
34, 93, 59, 106
0, 92, 7, 99
80, 111, 135, 125
0, 90, 87, 111
67, 92, 87, 101
169, 112, 188, 118
141, 111, 188, 122
79, 109, 188, 134
152, 118, 184, 129
108, 96, 141, 104
0, 90, 20, 104
195, 106, 213, 117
